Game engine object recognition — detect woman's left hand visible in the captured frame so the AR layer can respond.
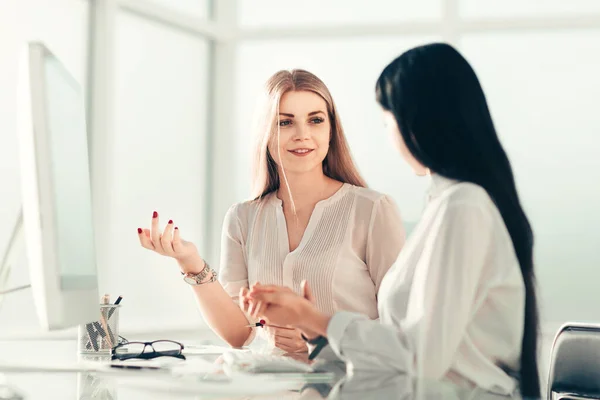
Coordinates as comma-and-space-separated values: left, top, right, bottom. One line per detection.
264, 325, 307, 353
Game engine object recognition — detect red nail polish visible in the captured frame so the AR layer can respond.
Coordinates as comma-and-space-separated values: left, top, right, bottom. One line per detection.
174, 227, 179, 230
168, 220, 173, 224
137, 228, 142, 234
260, 319, 266, 325
153, 211, 158, 218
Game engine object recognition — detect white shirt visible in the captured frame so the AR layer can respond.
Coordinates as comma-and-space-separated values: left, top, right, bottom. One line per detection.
326, 175, 526, 395
219, 183, 406, 344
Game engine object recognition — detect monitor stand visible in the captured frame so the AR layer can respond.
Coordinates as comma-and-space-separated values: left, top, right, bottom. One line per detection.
0, 207, 31, 299
0, 207, 31, 399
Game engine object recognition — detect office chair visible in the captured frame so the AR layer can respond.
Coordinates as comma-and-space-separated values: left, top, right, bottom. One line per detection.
547, 323, 600, 400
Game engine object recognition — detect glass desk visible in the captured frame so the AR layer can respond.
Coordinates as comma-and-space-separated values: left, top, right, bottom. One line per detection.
0, 339, 540, 399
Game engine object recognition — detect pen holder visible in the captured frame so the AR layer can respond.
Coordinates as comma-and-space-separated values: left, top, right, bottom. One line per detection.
78, 304, 121, 354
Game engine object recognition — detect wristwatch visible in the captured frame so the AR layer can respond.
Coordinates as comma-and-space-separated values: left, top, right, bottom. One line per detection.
181, 261, 217, 286
301, 333, 329, 360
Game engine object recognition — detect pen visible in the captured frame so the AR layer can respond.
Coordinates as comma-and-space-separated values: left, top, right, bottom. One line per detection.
108, 295, 123, 319
110, 364, 160, 370
245, 319, 266, 328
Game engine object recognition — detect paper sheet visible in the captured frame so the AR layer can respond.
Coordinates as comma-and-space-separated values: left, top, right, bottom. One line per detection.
182, 344, 252, 355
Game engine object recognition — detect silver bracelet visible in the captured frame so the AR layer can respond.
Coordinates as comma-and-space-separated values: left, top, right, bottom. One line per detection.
181, 261, 217, 286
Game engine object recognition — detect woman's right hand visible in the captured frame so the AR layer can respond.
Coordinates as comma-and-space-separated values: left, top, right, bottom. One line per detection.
137, 211, 204, 273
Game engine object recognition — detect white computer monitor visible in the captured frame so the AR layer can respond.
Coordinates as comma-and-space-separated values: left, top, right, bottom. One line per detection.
16, 42, 99, 330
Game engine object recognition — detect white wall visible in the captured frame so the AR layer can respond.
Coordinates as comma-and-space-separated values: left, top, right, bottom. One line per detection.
0, 0, 90, 335
102, 11, 211, 332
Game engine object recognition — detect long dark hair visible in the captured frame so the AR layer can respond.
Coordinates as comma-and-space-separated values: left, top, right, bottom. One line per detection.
376, 42, 540, 397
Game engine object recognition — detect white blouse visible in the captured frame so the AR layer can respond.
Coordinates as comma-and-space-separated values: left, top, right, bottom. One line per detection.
326, 175, 526, 395
219, 183, 405, 344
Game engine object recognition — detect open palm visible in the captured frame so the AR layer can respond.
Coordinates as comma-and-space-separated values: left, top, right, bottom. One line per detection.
137, 211, 203, 271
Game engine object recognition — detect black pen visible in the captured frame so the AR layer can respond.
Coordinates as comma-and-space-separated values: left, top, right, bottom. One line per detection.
108, 296, 123, 320
110, 364, 160, 370
245, 319, 266, 328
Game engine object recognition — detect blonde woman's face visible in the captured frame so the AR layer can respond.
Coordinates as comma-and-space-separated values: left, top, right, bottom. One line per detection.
383, 110, 428, 176
268, 90, 331, 174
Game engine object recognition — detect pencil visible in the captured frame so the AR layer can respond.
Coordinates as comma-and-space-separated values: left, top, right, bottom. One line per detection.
99, 294, 113, 348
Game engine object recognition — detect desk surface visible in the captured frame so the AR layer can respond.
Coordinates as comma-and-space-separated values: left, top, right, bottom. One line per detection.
0, 339, 532, 399
0, 338, 337, 399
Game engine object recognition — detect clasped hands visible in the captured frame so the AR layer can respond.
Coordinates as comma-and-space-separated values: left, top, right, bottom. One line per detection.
239, 280, 329, 354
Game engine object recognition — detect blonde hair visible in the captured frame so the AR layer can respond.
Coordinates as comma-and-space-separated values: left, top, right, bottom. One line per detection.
251, 69, 367, 204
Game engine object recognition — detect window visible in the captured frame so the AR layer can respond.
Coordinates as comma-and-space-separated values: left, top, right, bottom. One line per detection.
239, 0, 442, 27
461, 31, 600, 322
460, 0, 600, 19
132, 0, 212, 20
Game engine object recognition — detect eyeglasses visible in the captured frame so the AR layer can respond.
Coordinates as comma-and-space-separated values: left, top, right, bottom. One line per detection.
111, 340, 186, 361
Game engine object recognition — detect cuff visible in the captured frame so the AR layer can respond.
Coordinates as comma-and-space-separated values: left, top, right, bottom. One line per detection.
326, 311, 364, 358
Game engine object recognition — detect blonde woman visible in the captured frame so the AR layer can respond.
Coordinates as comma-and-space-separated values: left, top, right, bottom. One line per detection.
137, 69, 405, 352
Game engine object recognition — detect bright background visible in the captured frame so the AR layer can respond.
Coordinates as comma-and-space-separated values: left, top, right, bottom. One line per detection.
1, 2, 598, 379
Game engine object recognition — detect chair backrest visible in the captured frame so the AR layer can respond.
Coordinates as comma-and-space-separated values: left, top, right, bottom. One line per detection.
548, 323, 600, 399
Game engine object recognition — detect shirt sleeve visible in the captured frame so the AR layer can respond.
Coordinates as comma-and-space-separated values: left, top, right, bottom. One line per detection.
366, 195, 406, 293
325, 201, 493, 379
217, 203, 257, 345
218, 203, 248, 300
